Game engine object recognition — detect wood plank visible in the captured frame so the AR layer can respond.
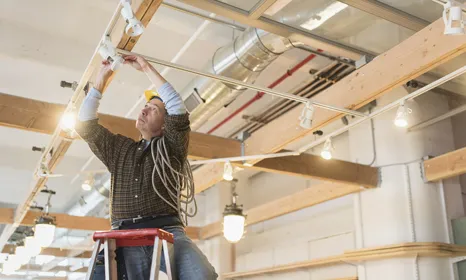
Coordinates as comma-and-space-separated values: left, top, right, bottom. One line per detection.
338, 0, 428, 31
199, 183, 361, 239
250, 152, 378, 188
223, 242, 466, 278
424, 147, 466, 181
0, 207, 200, 240
0, 93, 242, 160
195, 17, 466, 193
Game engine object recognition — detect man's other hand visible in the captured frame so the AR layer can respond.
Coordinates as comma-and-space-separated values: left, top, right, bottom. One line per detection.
123, 55, 152, 72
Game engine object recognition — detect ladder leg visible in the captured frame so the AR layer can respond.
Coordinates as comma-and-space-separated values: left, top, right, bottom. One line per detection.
104, 239, 118, 280
150, 236, 163, 280
85, 239, 102, 280
162, 240, 174, 280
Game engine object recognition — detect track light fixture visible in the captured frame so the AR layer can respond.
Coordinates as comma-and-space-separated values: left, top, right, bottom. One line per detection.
321, 138, 334, 160
394, 101, 412, 128
223, 179, 246, 243
223, 161, 234, 181
299, 101, 315, 129
443, 0, 465, 35
98, 36, 124, 71
120, 0, 145, 37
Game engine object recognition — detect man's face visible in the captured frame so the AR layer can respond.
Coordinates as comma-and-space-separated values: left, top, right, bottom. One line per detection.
136, 98, 166, 137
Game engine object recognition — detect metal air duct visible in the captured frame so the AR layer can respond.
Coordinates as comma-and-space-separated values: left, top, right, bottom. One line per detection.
182, 27, 294, 130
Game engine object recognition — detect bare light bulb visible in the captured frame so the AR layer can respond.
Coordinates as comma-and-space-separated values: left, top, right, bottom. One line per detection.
394, 101, 411, 128
321, 138, 334, 160
60, 112, 76, 131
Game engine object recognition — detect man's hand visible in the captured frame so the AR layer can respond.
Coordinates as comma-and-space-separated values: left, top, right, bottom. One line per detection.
94, 61, 113, 93
123, 55, 152, 72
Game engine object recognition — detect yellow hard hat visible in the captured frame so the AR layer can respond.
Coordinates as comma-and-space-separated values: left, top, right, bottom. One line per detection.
144, 90, 163, 103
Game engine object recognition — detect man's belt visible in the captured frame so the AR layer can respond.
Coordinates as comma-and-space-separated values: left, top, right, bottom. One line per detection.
111, 214, 182, 230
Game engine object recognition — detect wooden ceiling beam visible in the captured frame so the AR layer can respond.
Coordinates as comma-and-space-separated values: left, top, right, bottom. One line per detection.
199, 183, 361, 239
424, 147, 466, 182
0, 92, 241, 160
0, 207, 200, 240
193, 17, 466, 193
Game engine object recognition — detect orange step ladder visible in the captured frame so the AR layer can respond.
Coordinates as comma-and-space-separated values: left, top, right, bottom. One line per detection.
85, 228, 174, 280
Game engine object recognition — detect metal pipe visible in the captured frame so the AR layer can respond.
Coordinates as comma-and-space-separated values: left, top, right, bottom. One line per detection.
207, 53, 318, 134
189, 151, 300, 165
161, 2, 246, 31
188, 64, 466, 165
408, 103, 466, 131
117, 49, 367, 118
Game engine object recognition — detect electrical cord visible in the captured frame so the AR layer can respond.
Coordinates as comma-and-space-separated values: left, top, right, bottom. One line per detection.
151, 136, 197, 226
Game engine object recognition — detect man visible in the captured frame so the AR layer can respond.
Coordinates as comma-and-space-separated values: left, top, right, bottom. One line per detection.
76, 55, 217, 279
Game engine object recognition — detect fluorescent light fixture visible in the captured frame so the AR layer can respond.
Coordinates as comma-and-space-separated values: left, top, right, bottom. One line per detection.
300, 2, 348, 31
264, 0, 294, 16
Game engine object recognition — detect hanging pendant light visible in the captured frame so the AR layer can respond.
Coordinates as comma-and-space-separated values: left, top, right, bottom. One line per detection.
223, 180, 246, 243
34, 215, 56, 248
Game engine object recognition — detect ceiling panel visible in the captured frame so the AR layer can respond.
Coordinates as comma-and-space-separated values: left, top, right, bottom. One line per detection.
264, 0, 415, 54
377, 0, 443, 22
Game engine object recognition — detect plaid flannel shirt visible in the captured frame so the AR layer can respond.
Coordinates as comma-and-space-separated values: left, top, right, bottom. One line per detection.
76, 113, 190, 221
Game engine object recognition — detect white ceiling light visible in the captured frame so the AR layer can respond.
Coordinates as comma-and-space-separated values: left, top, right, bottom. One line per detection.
60, 111, 76, 132
25, 236, 41, 257
443, 0, 465, 35
223, 161, 234, 181
14, 244, 30, 265
98, 36, 125, 71
299, 101, 315, 129
394, 101, 412, 128
223, 180, 246, 243
300, 2, 348, 31
321, 138, 334, 160
81, 179, 93, 191
34, 189, 57, 248
120, 0, 144, 37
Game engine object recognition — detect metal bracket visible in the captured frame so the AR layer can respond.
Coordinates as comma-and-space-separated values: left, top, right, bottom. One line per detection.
237, 132, 251, 166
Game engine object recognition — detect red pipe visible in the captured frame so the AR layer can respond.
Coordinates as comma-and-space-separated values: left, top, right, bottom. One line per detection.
207, 53, 318, 134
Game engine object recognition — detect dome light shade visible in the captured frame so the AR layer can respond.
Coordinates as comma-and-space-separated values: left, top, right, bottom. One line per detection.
25, 236, 41, 257
223, 214, 246, 243
34, 216, 56, 247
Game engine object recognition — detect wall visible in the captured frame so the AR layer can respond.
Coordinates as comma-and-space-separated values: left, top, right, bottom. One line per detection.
195, 87, 466, 280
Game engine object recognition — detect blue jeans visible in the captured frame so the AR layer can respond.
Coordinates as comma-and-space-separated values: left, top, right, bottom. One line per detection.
121, 226, 217, 280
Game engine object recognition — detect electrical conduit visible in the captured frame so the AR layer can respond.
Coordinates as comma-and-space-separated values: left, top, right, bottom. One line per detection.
207, 53, 319, 134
